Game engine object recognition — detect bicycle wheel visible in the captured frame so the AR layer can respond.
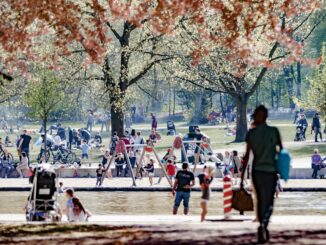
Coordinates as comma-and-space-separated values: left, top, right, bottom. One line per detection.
64, 151, 76, 164
0, 150, 14, 162
39, 150, 51, 162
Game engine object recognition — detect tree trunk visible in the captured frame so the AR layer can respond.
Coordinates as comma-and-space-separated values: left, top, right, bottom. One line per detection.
173, 87, 176, 115
276, 81, 281, 109
255, 86, 259, 107
296, 62, 302, 99
284, 66, 295, 109
234, 95, 248, 142
191, 89, 205, 124
110, 105, 125, 137
168, 86, 171, 117
219, 93, 225, 115
43, 119, 47, 160
270, 80, 274, 108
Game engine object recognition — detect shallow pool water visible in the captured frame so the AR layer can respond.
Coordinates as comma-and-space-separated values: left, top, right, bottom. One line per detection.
1, 192, 326, 216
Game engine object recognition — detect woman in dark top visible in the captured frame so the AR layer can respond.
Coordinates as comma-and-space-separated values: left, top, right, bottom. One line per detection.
102, 150, 110, 166
144, 158, 155, 186
241, 105, 283, 244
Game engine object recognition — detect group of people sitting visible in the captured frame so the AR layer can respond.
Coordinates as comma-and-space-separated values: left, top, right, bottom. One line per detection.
0, 136, 30, 178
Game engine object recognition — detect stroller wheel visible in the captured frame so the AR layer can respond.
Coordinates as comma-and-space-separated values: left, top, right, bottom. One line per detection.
49, 211, 57, 222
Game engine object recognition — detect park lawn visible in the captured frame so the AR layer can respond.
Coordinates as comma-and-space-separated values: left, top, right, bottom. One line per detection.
287, 144, 326, 157
0, 119, 323, 163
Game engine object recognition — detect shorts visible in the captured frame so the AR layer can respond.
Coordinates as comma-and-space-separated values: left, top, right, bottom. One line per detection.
174, 191, 191, 209
148, 172, 155, 177
82, 153, 89, 159
201, 188, 210, 201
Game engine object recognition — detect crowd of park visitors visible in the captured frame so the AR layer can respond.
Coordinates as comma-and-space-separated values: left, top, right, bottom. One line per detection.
1, 107, 326, 242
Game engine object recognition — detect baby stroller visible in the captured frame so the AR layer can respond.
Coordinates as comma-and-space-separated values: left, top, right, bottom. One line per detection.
294, 126, 305, 141
167, 121, 176, 136
26, 167, 60, 222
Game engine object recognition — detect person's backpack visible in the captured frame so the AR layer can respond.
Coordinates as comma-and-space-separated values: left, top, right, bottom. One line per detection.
277, 149, 291, 181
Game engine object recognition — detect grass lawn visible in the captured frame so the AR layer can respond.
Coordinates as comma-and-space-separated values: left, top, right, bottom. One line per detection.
287, 144, 326, 157
0, 119, 324, 163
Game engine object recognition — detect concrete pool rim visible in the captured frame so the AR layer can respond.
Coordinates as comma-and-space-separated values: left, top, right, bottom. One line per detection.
1, 187, 326, 192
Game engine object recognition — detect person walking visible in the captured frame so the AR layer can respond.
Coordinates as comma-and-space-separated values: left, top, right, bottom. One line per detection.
135, 149, 144, 179
166, 159, 177, 182
198, 166, 215, 222
241, 105, 283, 244
101, 150, 112, 178
96, 164, 105, 187
172, 162, 195, 215
312, 113, 322, 142
67, 127, 73, 150
18, 130, 33, 161
151, 113, 157, 131
69, 197, 91, 222
86, 112, 94, 132
311, 149, 322, 179
65, 189, 75, 222
115, 153, 125, 177
102, 150, 110, 167
231, 150, 241, 185
297, 114, 308, 140
144, 158, 155, 186
81, 140, 89, 160
223, 151, 232, 176
100, 113, 108, 133
79, 128, 91, 144
109, 132, 119, 155
16, 152, 29, 178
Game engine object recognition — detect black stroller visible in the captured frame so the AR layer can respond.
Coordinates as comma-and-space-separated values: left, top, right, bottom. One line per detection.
167, 121, 176, 136
294, 126, 305, 141
26, 167, 60, 222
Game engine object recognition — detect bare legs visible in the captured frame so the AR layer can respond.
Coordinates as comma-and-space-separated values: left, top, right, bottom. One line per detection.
200, 201, 207, 222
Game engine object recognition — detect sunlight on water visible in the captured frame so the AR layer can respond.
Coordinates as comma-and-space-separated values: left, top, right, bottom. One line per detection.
0, 192, 326, 216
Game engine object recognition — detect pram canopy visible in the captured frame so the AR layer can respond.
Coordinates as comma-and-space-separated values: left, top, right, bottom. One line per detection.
31, 168, 56, 199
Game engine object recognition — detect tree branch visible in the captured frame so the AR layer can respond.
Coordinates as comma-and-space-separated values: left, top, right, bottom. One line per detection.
106, 21, 122, 43
128, 57, 172, 86
0, 71, 13, 82
135, 83, 159, 101
175, 75, 224, 93
302, 12, 326, 41
247, 15, 286, 97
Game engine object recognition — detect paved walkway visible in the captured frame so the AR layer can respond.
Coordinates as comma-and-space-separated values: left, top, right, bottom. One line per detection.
1, 215, 326, 244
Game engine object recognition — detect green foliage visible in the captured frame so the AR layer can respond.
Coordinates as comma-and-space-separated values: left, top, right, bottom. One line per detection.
25, 69, 65, 124
307, 17, 326, 56
301, 45, 326, 120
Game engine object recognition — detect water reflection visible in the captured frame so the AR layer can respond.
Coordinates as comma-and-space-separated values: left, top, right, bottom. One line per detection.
0, 192, 325, 216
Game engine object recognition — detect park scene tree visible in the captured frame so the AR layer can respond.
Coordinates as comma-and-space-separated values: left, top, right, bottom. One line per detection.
0, 1, 325, 244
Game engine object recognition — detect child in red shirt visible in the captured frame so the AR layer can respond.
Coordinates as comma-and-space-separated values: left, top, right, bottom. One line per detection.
166, 159, 176, 181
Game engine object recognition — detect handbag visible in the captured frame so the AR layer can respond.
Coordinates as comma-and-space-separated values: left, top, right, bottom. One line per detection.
276, 149, 291, 181
232, 187, 254, 212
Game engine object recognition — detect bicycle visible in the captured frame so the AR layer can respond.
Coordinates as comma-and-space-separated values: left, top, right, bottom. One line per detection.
0, 146, 14, 162
38, 145, 76, 165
